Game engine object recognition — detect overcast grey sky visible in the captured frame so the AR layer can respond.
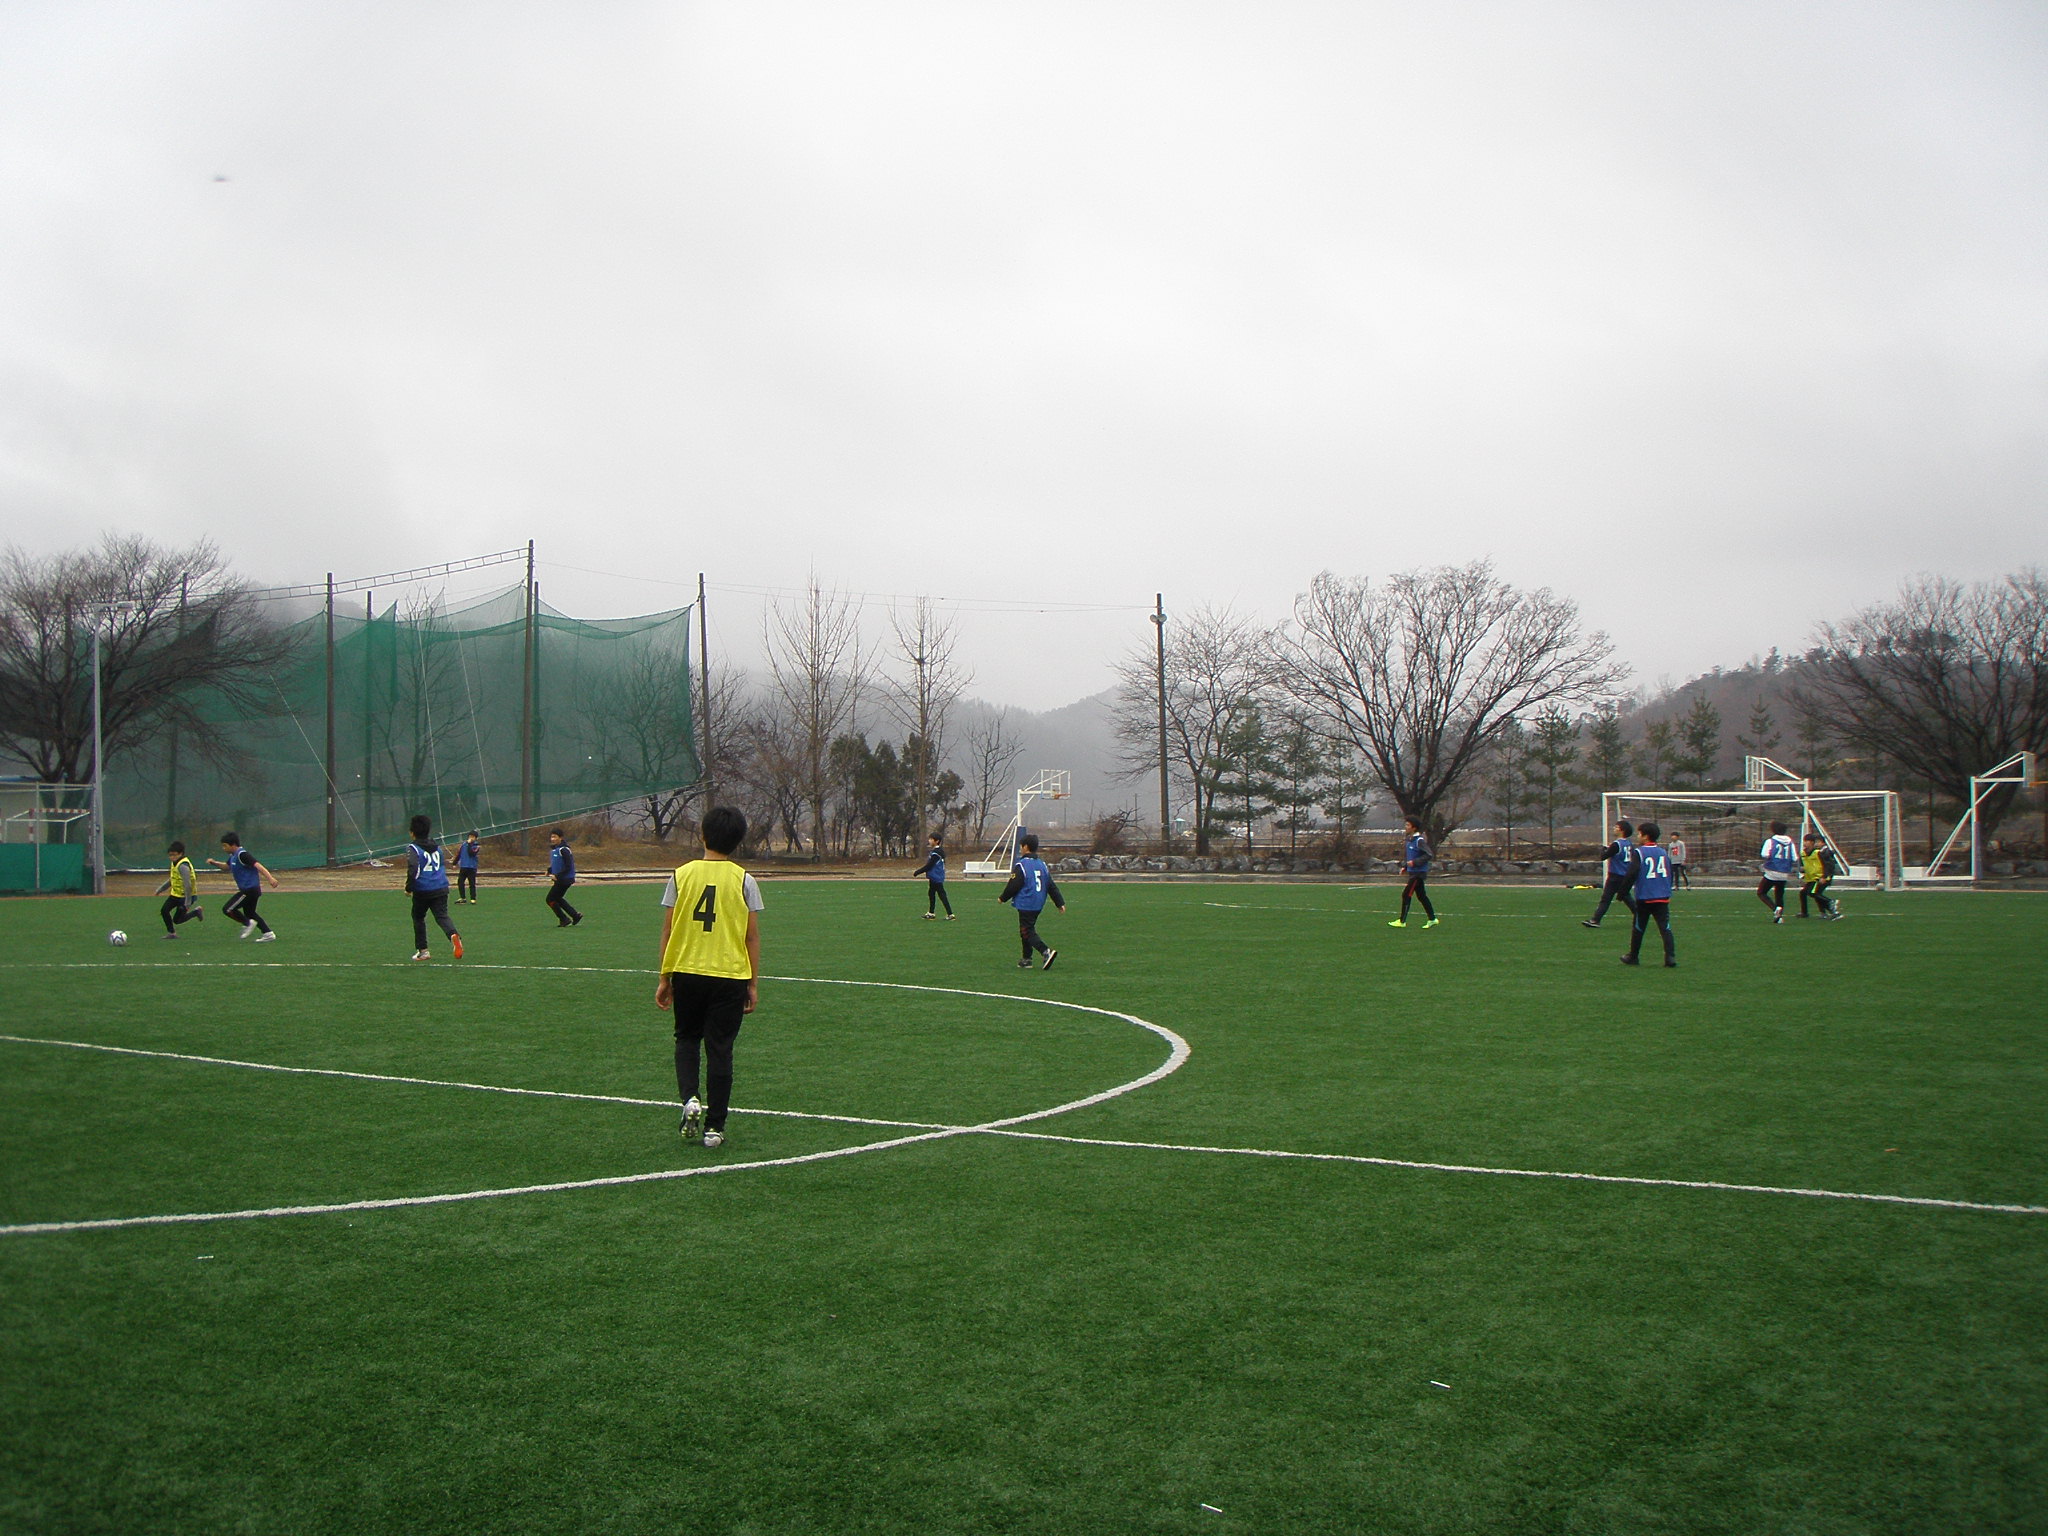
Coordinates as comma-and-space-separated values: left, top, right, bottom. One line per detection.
3, 0, 2045, 710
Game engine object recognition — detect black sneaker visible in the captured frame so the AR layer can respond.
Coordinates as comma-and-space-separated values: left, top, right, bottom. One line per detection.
571, 913, 583, 926
1041, 949, 1058, 970
1017, 959, 1032, 968
1620, 954, 1640, 966
1664, 959, 1678, 968
1581, 919, 1600, 929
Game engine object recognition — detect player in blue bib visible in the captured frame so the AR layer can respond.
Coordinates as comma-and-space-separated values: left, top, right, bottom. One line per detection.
209, 831, 279, 941
998, 832, 1064, 969
1757, 820, 1799, 925
912, 834, 955, 919
1619, 822, 1677, 968
405, 814, 463, 961
546, 829, 583, 927
1389, 817, 1438, 928
455, 830, 481, 904
1582, 819, 1639, 929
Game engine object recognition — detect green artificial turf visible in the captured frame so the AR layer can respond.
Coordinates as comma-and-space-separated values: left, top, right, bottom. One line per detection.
1, 877, 2043, 1534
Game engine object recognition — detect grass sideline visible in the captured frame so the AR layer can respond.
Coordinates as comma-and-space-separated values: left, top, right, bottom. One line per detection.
2, 878, 2043, 1534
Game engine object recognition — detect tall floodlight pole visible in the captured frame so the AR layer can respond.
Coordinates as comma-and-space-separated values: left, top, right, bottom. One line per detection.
697, 572, 714, 813
324, 573, 337, 866
90, 622, 106, 896
1153, 594, 1169, 852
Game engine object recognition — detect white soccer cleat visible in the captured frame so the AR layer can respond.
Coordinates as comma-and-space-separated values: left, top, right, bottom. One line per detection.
703, 1127, 725, 1149
680, 1096, 703, 1142
238, 922, 257, 940
411, 948, 430, 961
253, 931, 276, 943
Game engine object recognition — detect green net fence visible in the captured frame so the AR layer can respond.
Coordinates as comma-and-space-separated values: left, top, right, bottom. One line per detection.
101, 586, 698, 871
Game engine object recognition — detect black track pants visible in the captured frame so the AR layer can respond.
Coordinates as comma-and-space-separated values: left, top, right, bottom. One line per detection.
412, 890, 457, 949
671, 973, 749, 1131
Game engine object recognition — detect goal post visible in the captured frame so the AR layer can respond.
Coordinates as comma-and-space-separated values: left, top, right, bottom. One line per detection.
1917, 751, 2041, 883
1602, 758, 1904, 891
964, 770, 1071, 875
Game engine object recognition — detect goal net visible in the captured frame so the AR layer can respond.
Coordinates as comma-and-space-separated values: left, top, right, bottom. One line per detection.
1604, 758, 1904, 891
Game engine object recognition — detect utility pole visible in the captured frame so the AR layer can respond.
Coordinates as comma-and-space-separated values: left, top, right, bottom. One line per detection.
1153, 594, 1169, 853
697, 572, 714, 813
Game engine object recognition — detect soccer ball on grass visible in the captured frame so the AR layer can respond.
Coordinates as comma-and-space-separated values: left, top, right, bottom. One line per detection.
107, 930, 128, 946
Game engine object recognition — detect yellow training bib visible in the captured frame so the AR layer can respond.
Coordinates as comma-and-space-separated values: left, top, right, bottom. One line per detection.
659, 860, 754, 979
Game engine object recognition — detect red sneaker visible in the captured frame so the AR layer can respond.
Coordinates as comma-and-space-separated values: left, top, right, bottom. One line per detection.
451, 934, 464, 960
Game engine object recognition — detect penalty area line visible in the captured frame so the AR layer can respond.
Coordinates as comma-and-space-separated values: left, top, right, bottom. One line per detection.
978, 1129, 2048, 1216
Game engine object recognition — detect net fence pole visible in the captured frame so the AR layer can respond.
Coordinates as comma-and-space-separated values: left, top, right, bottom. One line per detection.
324, 574, 336, 867
90, 624, 105, 896
520, 542, 535, 853
698, 572, 714, 813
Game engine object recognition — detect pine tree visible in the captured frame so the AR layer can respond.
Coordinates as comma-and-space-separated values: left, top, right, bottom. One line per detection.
1487, 718, 1537, 855
1266, 714, 1325, 853
1672, 697, 1723, 788
1736, 696, 1782, 765
1529, 708, 1581, 852
1204, 706, 1278, 854
1636, 719, 1676, 784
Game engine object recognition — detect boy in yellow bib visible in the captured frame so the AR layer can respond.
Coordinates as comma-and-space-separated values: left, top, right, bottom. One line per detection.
654, 806, 762, 1149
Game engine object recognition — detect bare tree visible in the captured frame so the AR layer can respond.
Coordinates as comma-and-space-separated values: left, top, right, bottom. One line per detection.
961, 707, 1026, 844
1107, 605, 1267, 854
763, 578, 871, 859
1271, 562, 1627, 841
1798, 570, 2048, 836
582, 644, 706, 842
0, 535, 291, 783
740, 696, 810, 853
885, 598, 971, 842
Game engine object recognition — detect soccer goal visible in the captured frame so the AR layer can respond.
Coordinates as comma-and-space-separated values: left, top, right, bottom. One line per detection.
964, 770, 1071, 875
1603, 756, 1905, 891
1912, 751, 2042, 884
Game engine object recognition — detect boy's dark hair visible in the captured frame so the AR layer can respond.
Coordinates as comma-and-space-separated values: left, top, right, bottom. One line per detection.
220, 831, 241, 847
549, 827, 565, 840
1771, 820, 1788, 834
410, 814, 432, 841
701, 805, 748, 855
167, 840, 185, 854
1402, 816, 1420, 831
1616, 819, 1633, 837
1019, 833, 1040, 852
929, 833, 942, 844
1640, 822, 1661, 841
467, 830, 479, 839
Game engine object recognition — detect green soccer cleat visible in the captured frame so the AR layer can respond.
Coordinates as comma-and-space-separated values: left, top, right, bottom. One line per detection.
1423, 918, 1440, 928
1388, 919, 1406, 928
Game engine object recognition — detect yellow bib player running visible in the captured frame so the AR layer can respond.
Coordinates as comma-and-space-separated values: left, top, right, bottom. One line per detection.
154, 841, 204, 938
655, 806, 762, 1150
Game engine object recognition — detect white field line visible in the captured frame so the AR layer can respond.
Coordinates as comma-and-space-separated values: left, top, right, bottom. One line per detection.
1207, 901, 1898, 919
976, 1130, 2048, 1216
0, 974, 1190, 1236
5, 963, 2036, 1225
0, 1034, 950, 1131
